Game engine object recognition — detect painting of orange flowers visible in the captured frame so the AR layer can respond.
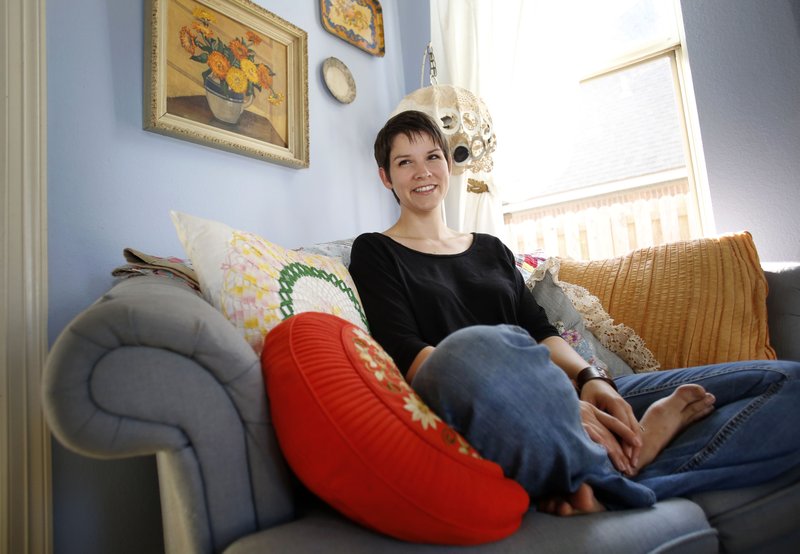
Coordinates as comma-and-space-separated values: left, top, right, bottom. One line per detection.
145, 0, 309, 167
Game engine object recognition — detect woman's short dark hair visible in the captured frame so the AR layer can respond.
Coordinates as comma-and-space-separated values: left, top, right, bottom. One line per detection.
373, 110, 451, 182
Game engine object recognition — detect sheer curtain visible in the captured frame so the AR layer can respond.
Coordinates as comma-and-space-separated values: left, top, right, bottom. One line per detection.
426, 1, 503, 238
430, 0, 582, 240
430, 0, 682, 242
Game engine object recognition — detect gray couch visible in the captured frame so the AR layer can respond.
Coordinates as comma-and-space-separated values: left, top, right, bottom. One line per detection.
43, 263, 800, 554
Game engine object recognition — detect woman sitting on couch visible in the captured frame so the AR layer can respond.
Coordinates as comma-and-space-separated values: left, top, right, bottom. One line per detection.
348, 110, 800, 514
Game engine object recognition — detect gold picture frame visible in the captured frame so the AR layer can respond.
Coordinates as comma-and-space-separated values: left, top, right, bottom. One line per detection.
145, 0, 309, 168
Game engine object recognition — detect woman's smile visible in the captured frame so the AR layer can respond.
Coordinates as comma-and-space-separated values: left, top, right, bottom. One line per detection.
413, 184, 437, 193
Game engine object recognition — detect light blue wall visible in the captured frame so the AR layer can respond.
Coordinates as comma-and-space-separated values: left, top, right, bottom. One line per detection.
47, 1, 799, 552
680, 0, 800, 262
47, 1, 429, 552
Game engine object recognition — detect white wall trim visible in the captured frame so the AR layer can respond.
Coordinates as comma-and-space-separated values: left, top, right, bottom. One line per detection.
673, 0, 715, 236
1, 0, 52, 552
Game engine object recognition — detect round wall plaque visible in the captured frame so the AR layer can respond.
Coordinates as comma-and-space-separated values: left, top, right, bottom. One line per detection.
322, 57, 356, 104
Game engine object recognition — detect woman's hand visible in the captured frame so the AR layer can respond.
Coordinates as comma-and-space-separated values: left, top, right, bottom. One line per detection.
540, 336, 642, 471
579, 380, 642, 473
578, 401, 633, 473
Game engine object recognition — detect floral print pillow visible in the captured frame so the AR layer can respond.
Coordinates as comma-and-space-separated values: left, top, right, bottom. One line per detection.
517, 254, 636, 377
172, 211, 368, 354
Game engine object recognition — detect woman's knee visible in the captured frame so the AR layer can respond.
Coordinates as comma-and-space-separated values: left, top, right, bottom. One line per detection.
437, 324, 554, 369
412, 324, 570, 411
438, 324, 534, 354
419, 325, 551, 384
411, 327, 502, 400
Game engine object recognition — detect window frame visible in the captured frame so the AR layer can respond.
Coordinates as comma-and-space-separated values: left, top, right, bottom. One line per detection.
503, 2, 715, 240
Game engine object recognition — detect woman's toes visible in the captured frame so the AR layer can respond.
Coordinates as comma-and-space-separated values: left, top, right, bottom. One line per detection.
685, 393, 715, 422
674, 384, 708, 403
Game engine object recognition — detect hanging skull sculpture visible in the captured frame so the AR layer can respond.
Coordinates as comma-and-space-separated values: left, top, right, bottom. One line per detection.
392, 85, 497, 176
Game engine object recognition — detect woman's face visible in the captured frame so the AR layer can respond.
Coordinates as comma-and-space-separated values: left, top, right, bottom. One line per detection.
379, 132, 450, 215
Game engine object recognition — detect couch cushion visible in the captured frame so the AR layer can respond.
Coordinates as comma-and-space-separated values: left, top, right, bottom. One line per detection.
559, 232, 776, 370
688, 466, 800, 553
763, 263, 800, 362
224, 499, 717, 554
171, 211, 368, 354
261, 312, 530, 545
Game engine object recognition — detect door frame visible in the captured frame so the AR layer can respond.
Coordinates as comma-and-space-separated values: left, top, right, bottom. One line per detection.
1, 0, 52, 552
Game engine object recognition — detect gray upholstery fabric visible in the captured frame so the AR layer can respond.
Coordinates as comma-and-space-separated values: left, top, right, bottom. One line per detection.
157, 448, 211, 554
43, 265, 800, 554
764, 264, 800, 361
43, 277, 294, 554
689, 466, 800, 553
224, 500, 717, 554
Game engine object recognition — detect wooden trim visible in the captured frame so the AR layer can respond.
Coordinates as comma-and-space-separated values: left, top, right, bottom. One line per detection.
1, 0, 52, 552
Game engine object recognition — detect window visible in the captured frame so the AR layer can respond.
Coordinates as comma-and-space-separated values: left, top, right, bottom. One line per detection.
500, 0, 709, 259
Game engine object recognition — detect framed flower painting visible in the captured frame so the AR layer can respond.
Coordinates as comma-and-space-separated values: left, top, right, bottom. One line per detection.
144, 0, 309, 167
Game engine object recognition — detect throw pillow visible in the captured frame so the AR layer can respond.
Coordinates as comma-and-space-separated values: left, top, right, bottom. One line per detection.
295, 237, 355, 266
556, 277, 660, 373
559, 231, 776, 370
262, 312, 530, 545
533, 272, 640, 377
521, 254, 659, 373
519, 254, 651, 376
171, 211, 368, 354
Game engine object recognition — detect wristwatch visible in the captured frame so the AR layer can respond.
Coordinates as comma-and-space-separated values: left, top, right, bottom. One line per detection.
576, 365, 617, 395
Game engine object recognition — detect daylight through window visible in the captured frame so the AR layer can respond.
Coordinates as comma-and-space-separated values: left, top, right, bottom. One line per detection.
500, 0, 708, 260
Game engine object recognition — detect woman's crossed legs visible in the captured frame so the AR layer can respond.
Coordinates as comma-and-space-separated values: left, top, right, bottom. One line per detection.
412, 325, 800, 513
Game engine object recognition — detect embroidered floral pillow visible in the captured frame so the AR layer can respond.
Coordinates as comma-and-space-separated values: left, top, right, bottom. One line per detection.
262, 312, 529, 545
516, 253, 656, 375
171, 211, 368, 354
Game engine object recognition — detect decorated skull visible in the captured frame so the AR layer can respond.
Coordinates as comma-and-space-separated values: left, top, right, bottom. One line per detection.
392, 85, 497, 176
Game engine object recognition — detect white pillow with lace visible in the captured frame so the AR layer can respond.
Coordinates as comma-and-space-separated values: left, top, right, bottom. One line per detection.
518, 254, 659, 373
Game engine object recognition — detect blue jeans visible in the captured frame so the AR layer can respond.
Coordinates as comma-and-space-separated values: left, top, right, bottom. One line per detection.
411, 325, 800, 509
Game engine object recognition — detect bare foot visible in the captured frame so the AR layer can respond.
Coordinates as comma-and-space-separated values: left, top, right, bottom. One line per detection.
538, 483, 606, 516
631, 384, 715, 474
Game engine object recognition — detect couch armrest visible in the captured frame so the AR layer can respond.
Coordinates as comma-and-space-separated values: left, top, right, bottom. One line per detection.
764, 263, 800, 362
43, 276, 294, 554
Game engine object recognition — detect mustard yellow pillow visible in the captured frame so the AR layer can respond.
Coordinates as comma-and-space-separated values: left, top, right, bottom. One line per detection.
559, 232, 776, 370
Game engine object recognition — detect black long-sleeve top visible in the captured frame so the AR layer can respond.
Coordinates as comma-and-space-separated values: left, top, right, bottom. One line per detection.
348, 232, 559, 376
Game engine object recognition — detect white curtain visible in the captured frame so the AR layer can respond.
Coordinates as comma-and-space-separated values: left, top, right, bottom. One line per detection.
427, 1, 503, 238
430, 0, 584, 241
430, 0, 682, 221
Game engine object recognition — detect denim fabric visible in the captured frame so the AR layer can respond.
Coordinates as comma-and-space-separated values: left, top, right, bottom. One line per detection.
411, 324, 800, 509
617, 361, 800, 500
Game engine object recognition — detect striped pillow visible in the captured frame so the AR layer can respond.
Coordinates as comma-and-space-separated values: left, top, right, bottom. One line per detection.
559, 232, 775, 370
